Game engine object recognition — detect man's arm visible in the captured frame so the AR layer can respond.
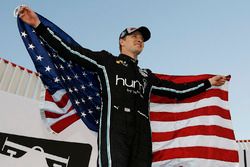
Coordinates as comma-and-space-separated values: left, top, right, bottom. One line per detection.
150, 72, 226, 100
18, 6, 108, 70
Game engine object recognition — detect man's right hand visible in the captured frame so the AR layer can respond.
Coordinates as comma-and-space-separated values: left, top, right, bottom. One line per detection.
18, 6, 41, 28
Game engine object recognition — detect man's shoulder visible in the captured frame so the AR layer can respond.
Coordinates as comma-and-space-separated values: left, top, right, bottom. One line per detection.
95, 50, 116, 58
138, 67, 152, 73
138, 67, 152, 78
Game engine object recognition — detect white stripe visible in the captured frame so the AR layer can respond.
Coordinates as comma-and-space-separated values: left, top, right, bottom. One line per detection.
152, 158, 239, 167
152, 83, 204, 94
152, 135, 238, 152
51, 89, 67, 102
42, 99, 72, 114
45, 109, 77, 126
47, 28, 112, 167
151, 115, 233, 132
150, 96, 229, 112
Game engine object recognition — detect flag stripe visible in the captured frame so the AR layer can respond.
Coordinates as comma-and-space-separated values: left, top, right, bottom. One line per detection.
152, 146, 239, 162
152, 125, 235, 142
44, 105, 74, 118
153, 135, 238, 152
45, 90, 70, 108
150, 88, 228, 103
151, 115, 233, 132
152, 158, 239, 167
42, 99, 73, 114
150, 97, 228, 113
50, 113, 80, 133
150, 106, 231, 121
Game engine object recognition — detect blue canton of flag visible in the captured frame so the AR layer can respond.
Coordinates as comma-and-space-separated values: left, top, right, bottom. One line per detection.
17, 14, 101, 133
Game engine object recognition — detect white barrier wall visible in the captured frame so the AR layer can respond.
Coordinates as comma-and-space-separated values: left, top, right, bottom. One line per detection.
0, 90, 98, 167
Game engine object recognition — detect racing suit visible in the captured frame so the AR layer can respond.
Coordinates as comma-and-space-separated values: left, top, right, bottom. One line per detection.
35, 23, 211, 167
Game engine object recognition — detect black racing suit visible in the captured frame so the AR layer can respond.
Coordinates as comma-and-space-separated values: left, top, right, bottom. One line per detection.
35, 23, 211, 167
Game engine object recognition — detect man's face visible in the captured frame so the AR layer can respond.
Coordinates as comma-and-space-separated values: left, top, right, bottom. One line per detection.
120, 31, 144, 56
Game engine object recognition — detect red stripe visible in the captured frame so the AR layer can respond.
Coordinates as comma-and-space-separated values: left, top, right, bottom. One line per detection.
150, 88, 228, 103
154, 74, 214, 83
154, 74, 230, 83
152, 146, 239, 162
51, 113, 80, 133
150, 106, 231, 121
45, 90, 69, 108
44, 105, 74, 118
152, 125, 235, 142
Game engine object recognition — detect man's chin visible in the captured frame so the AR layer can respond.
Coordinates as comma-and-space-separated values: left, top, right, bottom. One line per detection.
135, 50, 142, 56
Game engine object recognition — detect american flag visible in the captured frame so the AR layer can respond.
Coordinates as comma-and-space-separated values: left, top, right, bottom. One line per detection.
17, 13, 239, 166
17, 14, 101, 133
150, 74, 239, 166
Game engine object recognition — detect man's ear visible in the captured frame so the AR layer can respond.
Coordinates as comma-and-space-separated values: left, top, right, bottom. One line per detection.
119, 38, 124, 46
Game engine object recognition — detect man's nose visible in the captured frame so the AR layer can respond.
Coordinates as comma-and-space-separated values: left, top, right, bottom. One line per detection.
137, 37, 143, 43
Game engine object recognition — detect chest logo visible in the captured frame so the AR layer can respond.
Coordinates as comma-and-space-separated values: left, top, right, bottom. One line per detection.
116, 60, 128, 67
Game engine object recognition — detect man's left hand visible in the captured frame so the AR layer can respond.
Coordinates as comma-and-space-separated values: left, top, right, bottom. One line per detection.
209, 75, 227, 86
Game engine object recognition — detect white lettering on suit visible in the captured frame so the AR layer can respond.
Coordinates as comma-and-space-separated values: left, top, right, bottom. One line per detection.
115, 75, 147, 96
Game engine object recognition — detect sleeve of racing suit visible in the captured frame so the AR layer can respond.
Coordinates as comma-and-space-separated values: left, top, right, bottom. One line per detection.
35, 23, 107, 71
150, 71, 211, 100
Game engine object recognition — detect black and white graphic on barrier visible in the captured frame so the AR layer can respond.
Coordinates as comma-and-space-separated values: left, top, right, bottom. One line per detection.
0, 132, 92, 167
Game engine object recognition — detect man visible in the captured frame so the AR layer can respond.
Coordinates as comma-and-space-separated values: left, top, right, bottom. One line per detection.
18, 6, 226, 167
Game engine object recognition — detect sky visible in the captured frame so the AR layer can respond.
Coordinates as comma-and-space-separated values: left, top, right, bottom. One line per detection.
1, 0, 250, 139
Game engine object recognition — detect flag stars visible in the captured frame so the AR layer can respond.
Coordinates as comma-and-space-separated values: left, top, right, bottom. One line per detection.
54, 77, 60, 83
81, 85, 86, 90
68, 88, 73, 93
88, 82, 93, 87
96, 106, 101, 110
96, 93, 100, 97
75, 100, 80, 105
81, 98, 86, 103
74, 74, 79, 79
82, 72, 87, 76
68, 63, 72, 68
74, 87, 78, 92
96, 120, 99, 124
59, 64, 64, 70
45, 66, 52, 72
81, 112, 87, 117
67, 76, 72, 81
88, 109, 93, 114
36, 55, 43, 61
28, 44, 35, 50
88, 96, 93, 101
21, 31, 27, 38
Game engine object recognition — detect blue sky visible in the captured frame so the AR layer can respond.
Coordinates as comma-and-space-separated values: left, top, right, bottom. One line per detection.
1, 0, 250, 139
